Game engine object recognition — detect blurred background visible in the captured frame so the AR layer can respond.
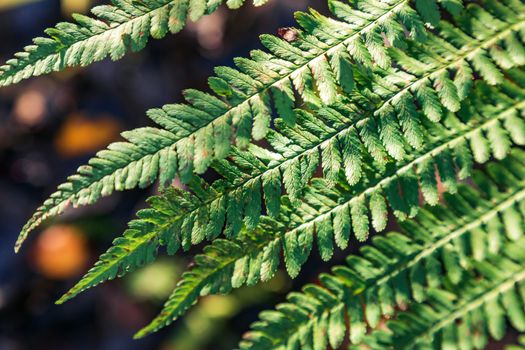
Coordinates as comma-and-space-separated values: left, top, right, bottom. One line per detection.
0, 1, 334, 349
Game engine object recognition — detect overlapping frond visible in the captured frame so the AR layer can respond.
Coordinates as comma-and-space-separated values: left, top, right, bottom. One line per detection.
135, 140, 525, 336
58, 75, 525, 309
16, 0, 468, 250
0, 0, 271, 87
55, 184, 204, 304
240, 155, 525, 349
351, 245, 525, 349
14, 0, 525, 343
50, 33, 525, 304
133, 225, 278, 338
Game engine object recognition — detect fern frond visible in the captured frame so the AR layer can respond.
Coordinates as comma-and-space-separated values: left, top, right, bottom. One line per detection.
59, 76, 525, 307
133, 228, 278, 339
132, 216, 290, 338
55, 185, 203, 304
0, 0, 271, 87
16, 0, 468, 250
12, 0, 525, 342
352, 245, 525, 349
135, 148, 525, 337
239, 156, 525, 349
25, 0, 525, 254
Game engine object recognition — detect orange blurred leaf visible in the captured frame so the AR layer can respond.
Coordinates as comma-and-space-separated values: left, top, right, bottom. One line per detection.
32, 224, 89, 280
54, 113, 121, 157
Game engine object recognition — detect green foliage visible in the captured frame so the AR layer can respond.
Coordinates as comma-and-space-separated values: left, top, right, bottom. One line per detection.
142, 150, 525, 339
54, 74, 525, 314
240, 152, 525, 349
0, 0, 271, 87
134, 233, 273, 338
7, 0, 525, 345
14, 0, 474, 250
56, 74, 525, 312
55, 185, 194, 304
352, 247, 525, 350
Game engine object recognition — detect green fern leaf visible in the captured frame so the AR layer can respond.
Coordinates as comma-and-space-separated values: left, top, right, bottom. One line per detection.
16, 0, 475, 250
134, 222, 281, 338
12, 0, 525, 344
355, 249, 525, 349
240, 156, 525, 349
55, 178, 221, 304
135, 126, 525, 337
57, 73, 525, 307
0, 0, 273, 87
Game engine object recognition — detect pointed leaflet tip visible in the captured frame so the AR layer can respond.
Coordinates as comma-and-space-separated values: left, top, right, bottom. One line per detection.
14, 235, 25, 253
15, 221, 36, 253
133, 326, 152, 340
55, 292, 71, 305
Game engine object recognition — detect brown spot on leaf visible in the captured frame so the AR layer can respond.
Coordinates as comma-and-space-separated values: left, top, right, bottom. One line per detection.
278, 27, 298, 42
